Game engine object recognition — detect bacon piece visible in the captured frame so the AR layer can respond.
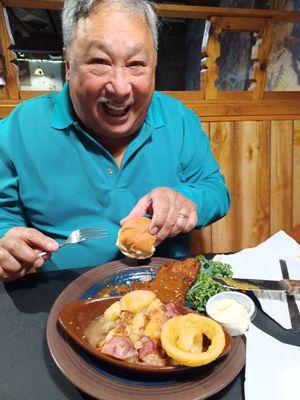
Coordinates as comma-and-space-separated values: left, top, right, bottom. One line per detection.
138, 336, 165, 366
138, 335, 157, 359
165, 303, 181, 318
101, 335, 137, 360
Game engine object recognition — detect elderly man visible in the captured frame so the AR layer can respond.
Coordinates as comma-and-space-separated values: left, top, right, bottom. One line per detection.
0, 0, 229, 282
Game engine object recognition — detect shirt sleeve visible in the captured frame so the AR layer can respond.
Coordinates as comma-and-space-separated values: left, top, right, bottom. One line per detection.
172, 111, 230, 228
0, 124, 27, 237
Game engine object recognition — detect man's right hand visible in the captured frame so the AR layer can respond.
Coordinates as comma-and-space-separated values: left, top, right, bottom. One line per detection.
0, 227, 59, 282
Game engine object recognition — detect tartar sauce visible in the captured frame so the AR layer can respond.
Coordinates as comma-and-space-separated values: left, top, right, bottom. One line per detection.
209, 298, 250, 334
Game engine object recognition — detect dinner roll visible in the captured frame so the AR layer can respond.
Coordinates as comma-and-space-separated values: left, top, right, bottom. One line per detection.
116, 217, 156, 259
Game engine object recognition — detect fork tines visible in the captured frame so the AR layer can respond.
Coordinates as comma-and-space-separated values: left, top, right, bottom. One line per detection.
79, 227, 107, 239
79, 227, 106, 232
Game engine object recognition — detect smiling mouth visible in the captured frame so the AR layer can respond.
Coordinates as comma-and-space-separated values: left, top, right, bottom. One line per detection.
102, 102, 131, 117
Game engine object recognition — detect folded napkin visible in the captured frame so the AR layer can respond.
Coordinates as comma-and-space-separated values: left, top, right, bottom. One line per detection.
214, 232, 300, 400
245, 323, 300, 400
214, 231, 300, 329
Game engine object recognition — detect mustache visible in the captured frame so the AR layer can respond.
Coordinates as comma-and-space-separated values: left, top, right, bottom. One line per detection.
97, 97, 134, 107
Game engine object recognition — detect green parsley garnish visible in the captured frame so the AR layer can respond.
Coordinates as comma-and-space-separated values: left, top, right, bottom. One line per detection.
186, 255, 233, 313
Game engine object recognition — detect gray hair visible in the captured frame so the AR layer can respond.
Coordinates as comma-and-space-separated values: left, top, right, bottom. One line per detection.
62, 0, 158, 50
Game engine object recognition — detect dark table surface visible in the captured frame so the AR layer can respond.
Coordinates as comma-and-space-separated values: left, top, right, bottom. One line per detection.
1, 263, 300, 400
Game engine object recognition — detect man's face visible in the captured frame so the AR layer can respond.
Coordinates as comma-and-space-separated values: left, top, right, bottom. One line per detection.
65, 5, 157, 139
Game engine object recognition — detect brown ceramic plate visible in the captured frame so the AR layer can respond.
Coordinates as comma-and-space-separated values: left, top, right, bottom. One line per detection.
58, 296, 232, 375
47, 257, 246, 400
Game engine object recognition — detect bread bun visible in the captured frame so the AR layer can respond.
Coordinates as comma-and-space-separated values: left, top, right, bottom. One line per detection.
116, 217, 156, 259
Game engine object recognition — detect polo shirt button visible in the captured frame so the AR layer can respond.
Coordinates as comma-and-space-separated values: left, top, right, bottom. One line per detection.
107, 168, 114, 175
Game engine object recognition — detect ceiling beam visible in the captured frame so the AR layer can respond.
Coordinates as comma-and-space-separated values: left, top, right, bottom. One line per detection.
1, 1, 300, 23
2, 0, 63, 10
155, 4, 300, 23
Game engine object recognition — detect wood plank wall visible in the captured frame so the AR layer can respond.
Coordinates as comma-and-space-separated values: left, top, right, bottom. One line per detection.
191, 119, 300, 255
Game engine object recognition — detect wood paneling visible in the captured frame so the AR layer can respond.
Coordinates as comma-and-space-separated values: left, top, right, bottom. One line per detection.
190, 118, 300, 254
201, 19, 220, 100
20, 90, 52, 100
251, 21, 274, 100
191, 122, 212, 255
210, 122, 236, 253
2, 0, 62, 9
2, 97, 300, 121
220, 16, 265, 32
270, 121, 293, 234
192, 100, 300, 119
235, 121, 270, 248
155, 3, 300, 23
2, 1, 300, 22
0, 3, 19, 99
0, 98, 17, 118
263, 92, 300, 100
293, 121, 300, 227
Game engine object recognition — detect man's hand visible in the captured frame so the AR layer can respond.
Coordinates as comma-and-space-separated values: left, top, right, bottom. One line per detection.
0, 227, 59, 282
121, 187, 198, 245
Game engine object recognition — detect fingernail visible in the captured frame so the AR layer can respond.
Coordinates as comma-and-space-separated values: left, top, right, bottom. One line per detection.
150, 226, 158, 235
47, 241, 58, 251
34, 258, 44, 268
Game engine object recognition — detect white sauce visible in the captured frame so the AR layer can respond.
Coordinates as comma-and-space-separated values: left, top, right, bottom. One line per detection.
209, 298, 250, 334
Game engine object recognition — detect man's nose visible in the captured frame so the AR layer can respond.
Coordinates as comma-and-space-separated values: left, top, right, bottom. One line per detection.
105, 68, 131, 98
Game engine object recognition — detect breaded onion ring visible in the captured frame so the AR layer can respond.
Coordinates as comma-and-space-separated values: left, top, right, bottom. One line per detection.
160, 313, 225, 367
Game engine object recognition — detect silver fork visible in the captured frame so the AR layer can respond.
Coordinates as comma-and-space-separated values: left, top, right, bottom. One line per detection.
38, 227, 107, 257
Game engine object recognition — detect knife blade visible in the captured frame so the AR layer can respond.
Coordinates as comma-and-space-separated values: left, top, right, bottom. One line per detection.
211, 276, 300, 296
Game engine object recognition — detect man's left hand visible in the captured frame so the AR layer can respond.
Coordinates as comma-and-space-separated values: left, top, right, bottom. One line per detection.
121, 187, 198, 245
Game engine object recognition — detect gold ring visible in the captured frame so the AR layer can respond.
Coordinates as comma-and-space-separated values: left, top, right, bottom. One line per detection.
178, 213, 188, 219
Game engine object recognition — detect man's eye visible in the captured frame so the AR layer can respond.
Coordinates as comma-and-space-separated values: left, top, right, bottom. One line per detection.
128, 61, 145, 69
91, 58, 110, 65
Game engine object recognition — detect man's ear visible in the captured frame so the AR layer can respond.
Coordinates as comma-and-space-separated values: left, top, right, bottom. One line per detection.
64, 48, 70, 81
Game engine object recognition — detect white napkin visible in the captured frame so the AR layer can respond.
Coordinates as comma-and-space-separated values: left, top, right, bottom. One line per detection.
213, 231, 300, 329
245, 323, 300, 400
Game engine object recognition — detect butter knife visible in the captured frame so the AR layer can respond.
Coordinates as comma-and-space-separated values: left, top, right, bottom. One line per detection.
212, 276, 300, 296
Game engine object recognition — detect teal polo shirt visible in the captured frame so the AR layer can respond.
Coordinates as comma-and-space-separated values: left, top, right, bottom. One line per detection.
0, 84, 229, 271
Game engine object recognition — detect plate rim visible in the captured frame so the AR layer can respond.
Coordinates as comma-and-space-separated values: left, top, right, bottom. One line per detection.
46, 257, 246, 400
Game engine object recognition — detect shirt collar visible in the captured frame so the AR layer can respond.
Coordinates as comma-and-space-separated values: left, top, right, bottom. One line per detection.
144, 91, 164, 130
51, 85, 164, 131
51, 83, 75, 130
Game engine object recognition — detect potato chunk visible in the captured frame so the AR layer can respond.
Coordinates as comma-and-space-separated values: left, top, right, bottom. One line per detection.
120, 290, 156, 314
104, 300, 121, 321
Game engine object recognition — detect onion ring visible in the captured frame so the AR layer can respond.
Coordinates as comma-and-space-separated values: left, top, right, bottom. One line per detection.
160, 313, 225, 367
